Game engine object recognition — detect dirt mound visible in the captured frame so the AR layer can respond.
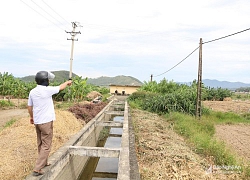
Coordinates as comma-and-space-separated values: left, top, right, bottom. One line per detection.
86, 91, 102, 100
68, 102, 107, 123
0, 110, 83, 180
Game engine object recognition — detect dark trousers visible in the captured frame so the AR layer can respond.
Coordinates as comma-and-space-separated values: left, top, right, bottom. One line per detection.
34, 121, 53, 171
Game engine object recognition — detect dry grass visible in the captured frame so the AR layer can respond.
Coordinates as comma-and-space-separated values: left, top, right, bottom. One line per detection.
131, 109, 243, 180
0, 110, 83, 180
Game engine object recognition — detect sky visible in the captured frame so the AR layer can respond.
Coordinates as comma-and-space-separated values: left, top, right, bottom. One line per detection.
1, 0, 250, 83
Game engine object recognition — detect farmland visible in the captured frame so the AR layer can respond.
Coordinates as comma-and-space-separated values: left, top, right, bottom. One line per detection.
1, 73, 250, 179
203, 100, 250, 114
127, 80, 250, 179
130, 100, 250, 179
203, 100, 250, 163
0, 98, 249, 179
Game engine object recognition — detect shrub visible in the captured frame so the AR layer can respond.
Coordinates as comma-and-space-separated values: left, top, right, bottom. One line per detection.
0, 100, 14, 108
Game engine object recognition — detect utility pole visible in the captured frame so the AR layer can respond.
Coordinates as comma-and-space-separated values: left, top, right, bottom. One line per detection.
150, 74, 153, 82
66, 22, 81, 79
196, 38, 203, 119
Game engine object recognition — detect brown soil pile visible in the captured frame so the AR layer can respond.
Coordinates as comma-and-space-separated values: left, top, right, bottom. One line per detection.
68, 102, 107, 123
131, 109, 242, 179
0, 110, 83, 180
86, 91, 102, 100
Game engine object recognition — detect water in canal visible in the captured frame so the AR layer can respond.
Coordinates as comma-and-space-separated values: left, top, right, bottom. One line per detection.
78, 116, 124, 180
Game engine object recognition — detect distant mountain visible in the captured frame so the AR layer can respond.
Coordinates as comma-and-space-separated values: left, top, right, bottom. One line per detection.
51, 71, 78, 82
87, 75, 143, 86
20, 71, 249, 89
20, 70, 77, 83
202, 79, 250, 90
19, 75, 36, 82
20, 70, 143, 87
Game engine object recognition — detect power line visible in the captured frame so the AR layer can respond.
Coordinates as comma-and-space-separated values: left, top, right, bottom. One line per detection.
30, 0, 68, 30
154, 46, 200, 77
41, 0, 71, 26
153, 27, 250, 78
203, 27, 250, 44
20, 0, 65, 31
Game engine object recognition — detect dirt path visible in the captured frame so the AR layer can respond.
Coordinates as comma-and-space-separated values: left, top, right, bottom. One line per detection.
0, 109, 28, 128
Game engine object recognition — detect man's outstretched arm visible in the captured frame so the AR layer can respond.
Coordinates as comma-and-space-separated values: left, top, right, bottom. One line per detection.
59, 80, 72, 91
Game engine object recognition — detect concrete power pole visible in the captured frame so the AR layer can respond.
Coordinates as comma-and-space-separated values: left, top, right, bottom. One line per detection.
196, 38, 203, 119
66, 22, 81, 79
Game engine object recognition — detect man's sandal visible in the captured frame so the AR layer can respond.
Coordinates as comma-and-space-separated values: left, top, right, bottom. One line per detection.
32, 170, 44, 176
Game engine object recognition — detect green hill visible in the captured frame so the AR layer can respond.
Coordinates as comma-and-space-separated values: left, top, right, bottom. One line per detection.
20, 70, 77, 83
20, 70, 143, 86
87, 75, 143, 86
51, 71, 78, 82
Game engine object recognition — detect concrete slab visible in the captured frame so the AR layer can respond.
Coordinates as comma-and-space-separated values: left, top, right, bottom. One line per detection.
104, 110, 124, 115
97, 121, 123, 127
69, 146, 120, 158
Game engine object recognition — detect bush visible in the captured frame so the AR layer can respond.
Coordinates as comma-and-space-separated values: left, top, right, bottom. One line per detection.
129, 79, 230, 115
0, 100, 14, 108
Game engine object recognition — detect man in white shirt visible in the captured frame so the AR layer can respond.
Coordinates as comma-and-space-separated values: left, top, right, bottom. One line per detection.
28, 71, 72, 176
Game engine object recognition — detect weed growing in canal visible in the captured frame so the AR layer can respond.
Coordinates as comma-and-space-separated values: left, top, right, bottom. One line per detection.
98, 127, 110, 141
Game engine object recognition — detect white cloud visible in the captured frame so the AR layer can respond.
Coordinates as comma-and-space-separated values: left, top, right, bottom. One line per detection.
1, 0, 250, 83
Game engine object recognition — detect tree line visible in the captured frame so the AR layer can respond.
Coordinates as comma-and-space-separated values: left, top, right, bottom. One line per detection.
0, 72, 109, 102
128, 78, 232, 115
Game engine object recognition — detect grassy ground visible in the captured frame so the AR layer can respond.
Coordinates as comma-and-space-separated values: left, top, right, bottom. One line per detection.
232, 92, 250, 101
131, 108, 250, 179
166, 112, 247, 165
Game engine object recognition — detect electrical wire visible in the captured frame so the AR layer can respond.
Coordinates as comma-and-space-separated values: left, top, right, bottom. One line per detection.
20, 0, 66, 31
154, 46, 200, 77
203, 27, 250, 44
41, 0, 71, 26
153, 27, 250, 78
19, 0, 250, 80
30, 0, 68, 30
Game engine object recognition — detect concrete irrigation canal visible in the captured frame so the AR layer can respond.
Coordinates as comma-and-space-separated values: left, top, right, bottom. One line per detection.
26, 96, 140, 180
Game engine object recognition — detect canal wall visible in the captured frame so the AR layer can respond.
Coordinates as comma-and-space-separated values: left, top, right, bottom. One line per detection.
26, 96, 140, 180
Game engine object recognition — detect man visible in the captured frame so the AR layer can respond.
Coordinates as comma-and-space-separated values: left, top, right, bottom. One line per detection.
27, 71, 72, 176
